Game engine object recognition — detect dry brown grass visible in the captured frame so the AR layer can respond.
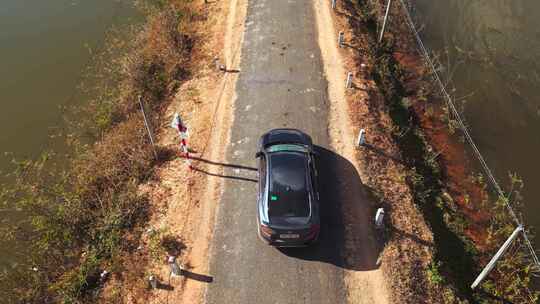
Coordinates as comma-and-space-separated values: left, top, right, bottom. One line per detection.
0, 1, 206, 303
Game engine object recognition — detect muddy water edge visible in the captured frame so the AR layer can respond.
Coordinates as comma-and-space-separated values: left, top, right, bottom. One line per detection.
415, 0, 540, 296
0, 0, 141, 171
0, 0, 141, 298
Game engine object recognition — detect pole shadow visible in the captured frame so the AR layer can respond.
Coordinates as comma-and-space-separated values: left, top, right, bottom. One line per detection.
278, 146, 380, 271
475, 288, 516, 304
155, 282, 174, 291
390, 226, 434, 248
363, 143, 405, 165
180, 269, 214, 283
342, 43, 363, 53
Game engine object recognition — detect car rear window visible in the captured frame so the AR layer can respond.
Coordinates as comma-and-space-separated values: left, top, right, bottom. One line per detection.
266, 144, 309, 153
268, 152, 310, 217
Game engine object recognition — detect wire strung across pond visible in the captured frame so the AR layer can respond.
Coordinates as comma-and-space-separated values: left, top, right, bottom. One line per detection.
395, 0, 540, 269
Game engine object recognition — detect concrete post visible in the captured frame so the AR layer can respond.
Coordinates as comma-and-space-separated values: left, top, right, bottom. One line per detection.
338, 31, 344, 48
471, 225, 523, 289
100, 270, 109, 282
375, 208, 385, 228
168, 256, 182, 277
346, 72, 353, 88
331, 0, 336, 9
148, 275, 158, 289
357, 129, 366, 146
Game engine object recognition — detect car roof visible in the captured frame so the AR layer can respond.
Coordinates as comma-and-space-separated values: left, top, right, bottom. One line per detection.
267, 152, 310, 217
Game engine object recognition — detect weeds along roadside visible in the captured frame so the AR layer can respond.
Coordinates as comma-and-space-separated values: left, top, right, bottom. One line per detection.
0, 1, 202, 303
343, 0, 538, 303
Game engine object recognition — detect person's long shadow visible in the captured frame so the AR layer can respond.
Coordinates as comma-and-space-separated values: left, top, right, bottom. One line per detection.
192, 167, 257, 183
278, 146, 380, 271
190, 156, 257, 171
188, 156, 258, 183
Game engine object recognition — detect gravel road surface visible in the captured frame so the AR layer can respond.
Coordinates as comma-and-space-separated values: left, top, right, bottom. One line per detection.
206, 0, 352, 303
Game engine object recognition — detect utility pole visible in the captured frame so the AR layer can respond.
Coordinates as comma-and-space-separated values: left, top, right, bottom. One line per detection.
379, 0, 393, 43
138, 96, 158, 160
471, 225, 523, 289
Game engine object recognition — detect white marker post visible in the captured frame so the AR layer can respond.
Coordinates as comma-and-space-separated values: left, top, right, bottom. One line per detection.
100, 270, 109, 283
357, 129, 366, 146
331, 0, 336, 9
375, 208, 385, 228
346, 72, 353, 89
171, 113, 192, 170
148, 275, 158, 289
168, 256, 182, 277
338, 31, 344, 48
471, 225, 523, 289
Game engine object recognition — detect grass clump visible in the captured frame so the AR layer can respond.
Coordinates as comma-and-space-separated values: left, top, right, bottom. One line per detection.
427, 261, 445, 285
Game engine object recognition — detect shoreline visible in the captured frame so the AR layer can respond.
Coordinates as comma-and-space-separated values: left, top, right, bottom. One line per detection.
0, 1, 231, 302
332, 0, 538, 302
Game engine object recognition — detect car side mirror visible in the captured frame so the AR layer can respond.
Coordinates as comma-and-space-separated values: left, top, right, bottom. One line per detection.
255, 152, 264, 158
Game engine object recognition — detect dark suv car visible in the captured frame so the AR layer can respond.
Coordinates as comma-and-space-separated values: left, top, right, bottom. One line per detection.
256, 129, 320, 247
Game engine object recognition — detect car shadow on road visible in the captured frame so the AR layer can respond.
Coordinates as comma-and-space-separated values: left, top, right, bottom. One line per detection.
278, 146, 380, 271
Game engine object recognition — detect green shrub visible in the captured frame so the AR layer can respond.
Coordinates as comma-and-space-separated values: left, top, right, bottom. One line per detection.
427, 261, 445, 285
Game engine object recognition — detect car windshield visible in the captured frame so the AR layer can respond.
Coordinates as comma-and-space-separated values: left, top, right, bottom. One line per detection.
267, 152, 310, 218
266, 144, 309, 154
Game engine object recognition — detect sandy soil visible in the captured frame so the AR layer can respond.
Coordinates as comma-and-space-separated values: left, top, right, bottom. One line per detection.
99, 0, 248, 303
314, 0, 436, 303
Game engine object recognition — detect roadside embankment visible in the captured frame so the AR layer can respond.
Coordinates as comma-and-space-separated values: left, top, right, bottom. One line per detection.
315, 0, 434, 302
119, 0, 247, 303
0, 1, 244, 303
322, 0, 538, 303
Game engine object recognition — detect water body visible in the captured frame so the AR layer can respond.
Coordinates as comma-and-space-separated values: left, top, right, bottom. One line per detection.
415, 0, 540, 283
0, 0, 140, 270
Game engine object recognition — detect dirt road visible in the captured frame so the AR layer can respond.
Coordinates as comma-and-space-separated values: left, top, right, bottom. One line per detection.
205, 0, 383, 303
